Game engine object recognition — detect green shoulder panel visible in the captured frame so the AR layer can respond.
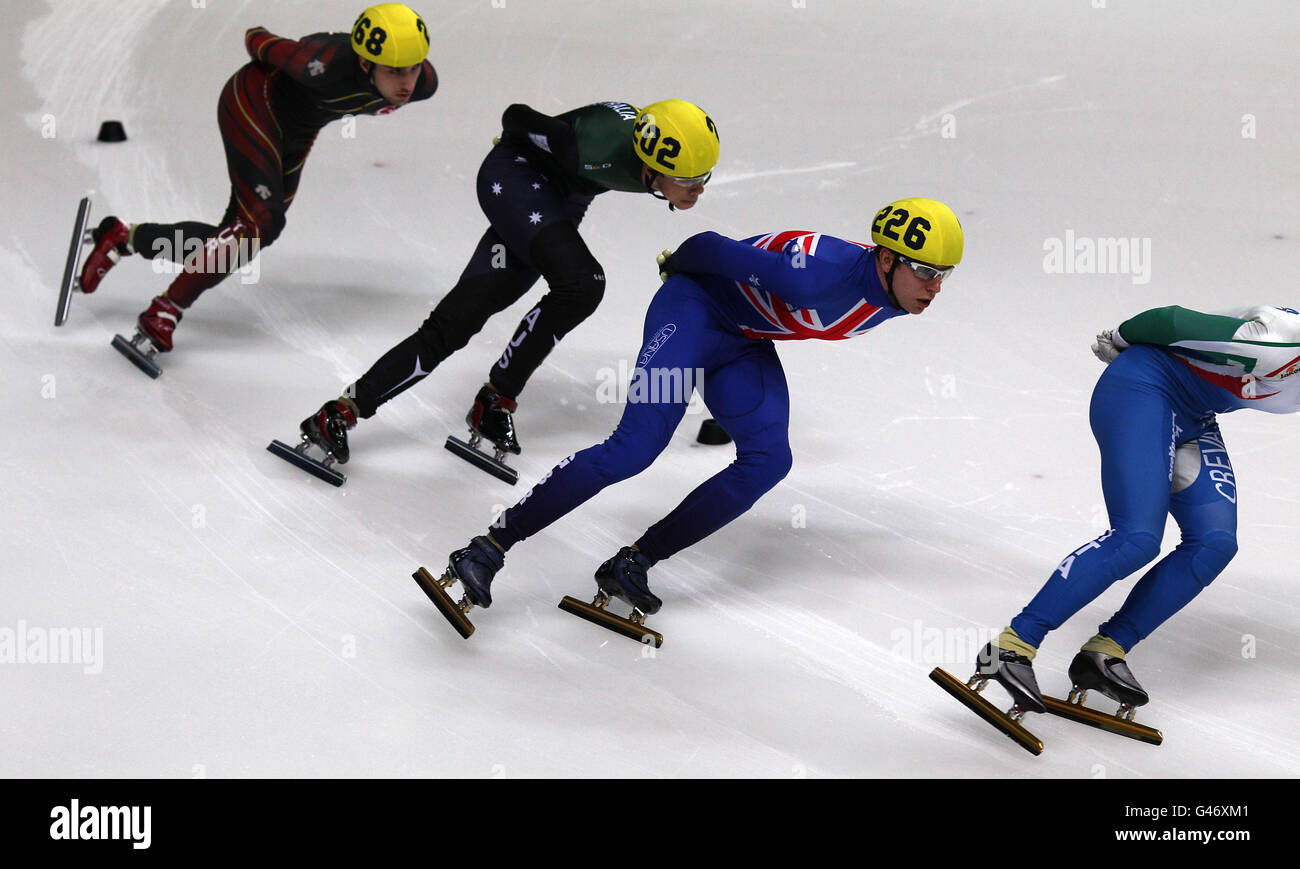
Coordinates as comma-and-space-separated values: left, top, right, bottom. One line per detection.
1118, 306, 1247, 347
557, 102, 646, 194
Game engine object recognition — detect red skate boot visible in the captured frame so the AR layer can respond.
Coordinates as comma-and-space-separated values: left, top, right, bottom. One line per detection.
110, 292, 180, 380
79, 217, 131, 293
137, 294, 184, 352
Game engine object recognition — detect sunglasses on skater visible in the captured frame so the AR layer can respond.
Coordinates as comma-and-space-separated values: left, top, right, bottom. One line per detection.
895, 253, 955, 282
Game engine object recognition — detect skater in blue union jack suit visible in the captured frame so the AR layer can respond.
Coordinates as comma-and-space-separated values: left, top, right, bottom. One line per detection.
422, 197, 964, 633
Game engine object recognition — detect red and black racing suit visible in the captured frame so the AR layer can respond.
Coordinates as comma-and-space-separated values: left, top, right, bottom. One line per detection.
130, 27, 437, 307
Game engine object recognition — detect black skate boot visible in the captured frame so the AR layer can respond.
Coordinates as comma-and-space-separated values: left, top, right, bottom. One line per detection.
558, 546, 665, 647
445, 384, 522, 484
928, 637, 1048, 754
299, 400, 358, 464
1041, 639, 1163, 745
595, 547, 661, 614
974, 642, 1047, 714
1068, 650, 1149, 709
412, 536, 505, 640
467, 384, 521, 455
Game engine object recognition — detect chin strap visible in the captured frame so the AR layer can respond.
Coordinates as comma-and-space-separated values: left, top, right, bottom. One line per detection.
643, 169, 677, 212
883, 253, 902, 309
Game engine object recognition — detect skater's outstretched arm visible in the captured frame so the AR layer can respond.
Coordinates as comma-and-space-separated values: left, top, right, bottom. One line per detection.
1116, 304, 1300, 379
244, 27, 436, 96
666, 231, 853, 309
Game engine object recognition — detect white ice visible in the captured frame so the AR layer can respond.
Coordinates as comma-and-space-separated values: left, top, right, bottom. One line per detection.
3, 0, 1298, 777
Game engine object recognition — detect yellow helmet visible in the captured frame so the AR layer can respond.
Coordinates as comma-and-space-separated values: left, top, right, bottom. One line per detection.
633, 100, 720, 180
352, 3, 430, 67
870, 197, 963, 267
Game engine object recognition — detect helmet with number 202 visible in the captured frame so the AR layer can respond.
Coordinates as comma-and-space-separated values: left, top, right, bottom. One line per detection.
352, 3, 430, 67
633, 100, 720, 181
870, 197, 963, 267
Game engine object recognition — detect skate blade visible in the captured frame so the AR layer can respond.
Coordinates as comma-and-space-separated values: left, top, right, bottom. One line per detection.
266, 439, 346, 487
1042, 694, 1163, 746
445, 435, 518, 485
110, 333, 162, 379
413, 567, 475, 639
56, 196, 93, 327
929, 667, 1044, 756
558, 595, 663, 648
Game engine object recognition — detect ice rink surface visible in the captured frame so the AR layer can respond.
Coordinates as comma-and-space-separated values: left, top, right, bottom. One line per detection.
3, 0, 1297, 778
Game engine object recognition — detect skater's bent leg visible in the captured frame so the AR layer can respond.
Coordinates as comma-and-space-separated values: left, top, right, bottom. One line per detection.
634, 340, 792, 564
490, 277, 718, 549
346, 232, 540, 418
157, 67, 291, 309
491, 394, 686, 549
488, 221, 605, 400
1009, 371, 1176, 648
1099, 430, 1239, 651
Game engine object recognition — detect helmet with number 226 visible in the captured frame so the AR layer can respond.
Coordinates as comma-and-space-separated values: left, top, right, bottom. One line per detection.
871, 197, 963, 267
352, 3, 430, 67
633, 100, 720, 181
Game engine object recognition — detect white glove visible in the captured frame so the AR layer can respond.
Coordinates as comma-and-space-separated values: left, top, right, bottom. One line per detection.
1091, 328, 1128, 364
656, 249, 675, 282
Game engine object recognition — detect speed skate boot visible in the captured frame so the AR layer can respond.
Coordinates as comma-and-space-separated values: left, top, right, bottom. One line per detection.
412, 535, 504, 639
445, 383, 522, 484
1068, 643, 1150, 714
595, 547, 661, 614
138, 294, 184, 352
111, 293, 180, 378
468, 383, 521, 455
1044, 636, 1163, 745
266, 398, 357, 486
299, 400, 358, 464
79, 216, 131, 293
927, 633, 1048, 755
974, 640, 1047, 714
559, 546, 664, 647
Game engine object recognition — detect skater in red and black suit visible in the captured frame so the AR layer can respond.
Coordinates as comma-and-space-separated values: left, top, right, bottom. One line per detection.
80, 3, 437, 353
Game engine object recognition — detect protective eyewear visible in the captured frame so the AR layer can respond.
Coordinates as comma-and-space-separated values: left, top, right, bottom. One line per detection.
896, 254, 955, 282
665, 171, 711, 188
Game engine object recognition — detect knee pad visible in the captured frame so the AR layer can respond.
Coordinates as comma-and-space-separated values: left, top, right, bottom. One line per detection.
544, 266, 606, 326
1186, 531, 1238, 587
529, 222, 606, 325
1115, 529, 1162, 573
737, 441, 793, 494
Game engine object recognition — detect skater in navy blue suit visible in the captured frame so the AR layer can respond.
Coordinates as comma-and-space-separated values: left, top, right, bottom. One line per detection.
420, 198, 964, 635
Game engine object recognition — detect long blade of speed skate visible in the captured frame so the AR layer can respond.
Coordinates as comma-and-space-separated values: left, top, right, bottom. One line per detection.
1042, 695, 1163, 746
266, 439, 346, 487
110, 333, 162, 379
929, 667, 1044, 756
445, 435, 518, 485
55, 197, 92, 326
558, 595, 664, 648
413, 567, 475, 639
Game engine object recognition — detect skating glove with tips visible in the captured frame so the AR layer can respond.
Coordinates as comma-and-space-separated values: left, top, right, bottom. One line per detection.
1091, 327, 1129, 364
657, 249, 676, 282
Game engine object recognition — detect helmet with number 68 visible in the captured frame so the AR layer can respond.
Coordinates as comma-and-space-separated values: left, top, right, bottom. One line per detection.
352, 3, 430, 67
633, 100, 720, 181
870, 197, 963, 267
